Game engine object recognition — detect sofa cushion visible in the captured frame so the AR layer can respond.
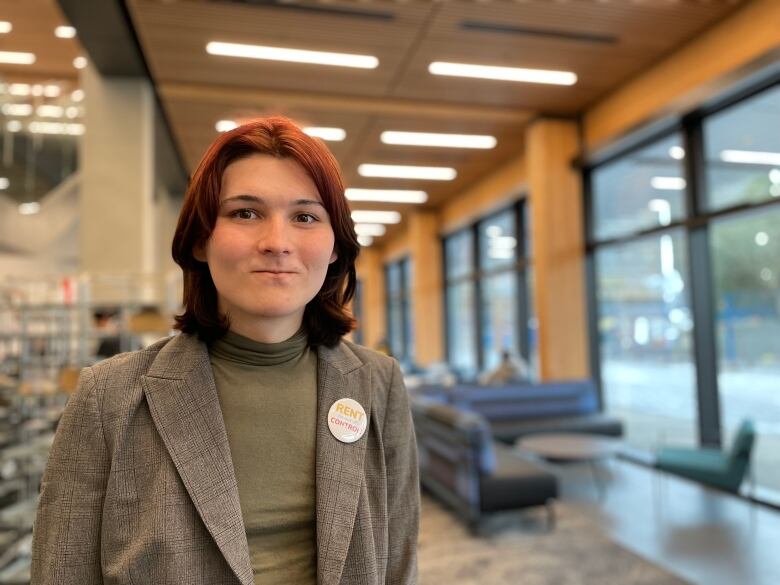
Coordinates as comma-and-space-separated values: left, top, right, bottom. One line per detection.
451, 381, 600, 421
490, 414, 624, 444
480, 444, 558, 512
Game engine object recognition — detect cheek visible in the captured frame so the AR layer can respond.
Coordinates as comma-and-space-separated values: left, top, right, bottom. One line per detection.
206, 229, 249, 267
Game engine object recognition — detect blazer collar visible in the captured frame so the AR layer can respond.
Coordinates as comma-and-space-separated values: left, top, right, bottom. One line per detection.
142, 333, 370, 585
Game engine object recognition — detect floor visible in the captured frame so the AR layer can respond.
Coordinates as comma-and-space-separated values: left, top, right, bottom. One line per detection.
543, 457, 780, 585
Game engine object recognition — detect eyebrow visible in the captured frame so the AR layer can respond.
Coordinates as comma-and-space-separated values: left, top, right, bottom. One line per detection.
220, 194, 325, 208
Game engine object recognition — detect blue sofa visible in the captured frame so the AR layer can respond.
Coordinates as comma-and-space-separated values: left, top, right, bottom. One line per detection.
411, 397, 557, 533
413, 379, 623, 445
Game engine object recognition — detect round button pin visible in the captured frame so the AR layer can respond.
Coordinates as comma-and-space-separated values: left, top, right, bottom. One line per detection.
328, 398, 368, 444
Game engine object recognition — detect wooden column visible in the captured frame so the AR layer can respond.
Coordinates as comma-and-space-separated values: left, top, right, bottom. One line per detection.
355, 246, 386, 351
527, 119, 589, 380
408, 211, 443, 366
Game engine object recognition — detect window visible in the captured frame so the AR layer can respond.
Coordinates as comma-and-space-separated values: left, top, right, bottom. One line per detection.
711, 197, 780, 497
587, 79, 780, 504
595, 229, 697, 447
385, 257, 413, 366
703, 84, 780, 212
592, 133, 686, 241
443, 203, 532, 380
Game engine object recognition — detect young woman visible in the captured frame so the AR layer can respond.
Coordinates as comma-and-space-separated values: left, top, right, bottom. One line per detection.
31, 117, 419, 585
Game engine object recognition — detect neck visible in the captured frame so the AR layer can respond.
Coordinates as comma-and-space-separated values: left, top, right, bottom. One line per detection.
227, 315, 303, 344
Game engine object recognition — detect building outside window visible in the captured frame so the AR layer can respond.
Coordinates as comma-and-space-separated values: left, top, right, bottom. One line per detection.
587, 80, 780, 503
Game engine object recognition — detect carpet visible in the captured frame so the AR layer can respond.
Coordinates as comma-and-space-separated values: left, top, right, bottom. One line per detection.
418, 496, 691, 585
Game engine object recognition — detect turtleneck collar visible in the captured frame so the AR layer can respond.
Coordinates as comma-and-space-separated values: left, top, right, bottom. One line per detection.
208, 327, 309, 366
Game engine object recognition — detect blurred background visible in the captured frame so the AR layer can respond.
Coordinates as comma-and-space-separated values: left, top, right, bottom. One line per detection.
0, 0, 778, 583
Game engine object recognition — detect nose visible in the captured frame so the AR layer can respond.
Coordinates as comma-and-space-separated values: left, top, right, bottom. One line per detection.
257, 214, 291, 256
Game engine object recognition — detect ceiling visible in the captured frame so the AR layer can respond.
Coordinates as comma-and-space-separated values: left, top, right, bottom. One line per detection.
1, 0, 747, 244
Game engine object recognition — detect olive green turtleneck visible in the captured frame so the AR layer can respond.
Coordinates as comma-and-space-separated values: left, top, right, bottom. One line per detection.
208, 328, 317, 585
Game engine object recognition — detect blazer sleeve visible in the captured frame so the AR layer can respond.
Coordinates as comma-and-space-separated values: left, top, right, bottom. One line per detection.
384, 359, 420, 585
31, 366, 109, 585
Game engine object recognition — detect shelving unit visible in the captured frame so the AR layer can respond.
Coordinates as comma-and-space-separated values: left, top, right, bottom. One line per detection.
0, 272, 182, 580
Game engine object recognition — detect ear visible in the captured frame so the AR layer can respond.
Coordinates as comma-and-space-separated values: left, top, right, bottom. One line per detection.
193, 242, 207, 263
329, 250, 338, 264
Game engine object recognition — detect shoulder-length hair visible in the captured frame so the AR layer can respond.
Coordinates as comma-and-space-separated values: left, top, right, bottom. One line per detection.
171, 116, 359, 347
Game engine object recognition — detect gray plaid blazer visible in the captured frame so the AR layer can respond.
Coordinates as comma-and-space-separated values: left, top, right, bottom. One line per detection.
31, 332, 419, 585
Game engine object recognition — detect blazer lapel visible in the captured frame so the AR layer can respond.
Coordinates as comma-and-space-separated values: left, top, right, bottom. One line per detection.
141, 333, 253, 585
315, 342, 371, 585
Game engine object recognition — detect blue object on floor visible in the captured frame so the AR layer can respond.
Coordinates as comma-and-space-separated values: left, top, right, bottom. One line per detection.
655, 419, 755, 494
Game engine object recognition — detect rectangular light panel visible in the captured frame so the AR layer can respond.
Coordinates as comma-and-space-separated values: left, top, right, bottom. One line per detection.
206, 42, 378, 69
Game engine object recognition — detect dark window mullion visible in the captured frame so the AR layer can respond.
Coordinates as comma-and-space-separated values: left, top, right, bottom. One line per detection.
684, 117, 722, 448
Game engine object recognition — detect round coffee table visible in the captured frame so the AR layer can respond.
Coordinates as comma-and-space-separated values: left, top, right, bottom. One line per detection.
516, 433, 622, 498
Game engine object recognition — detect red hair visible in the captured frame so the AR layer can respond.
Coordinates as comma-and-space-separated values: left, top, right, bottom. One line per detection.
171, 116, 359, 346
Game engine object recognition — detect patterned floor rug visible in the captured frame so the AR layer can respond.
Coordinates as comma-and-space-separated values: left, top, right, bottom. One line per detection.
418, 495, 691, 585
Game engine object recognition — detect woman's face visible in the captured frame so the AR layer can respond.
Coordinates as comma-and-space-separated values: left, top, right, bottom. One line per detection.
196, 154, 337, 341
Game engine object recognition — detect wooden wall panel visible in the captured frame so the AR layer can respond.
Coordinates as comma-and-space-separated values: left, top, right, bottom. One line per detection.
584, 0, 780, 150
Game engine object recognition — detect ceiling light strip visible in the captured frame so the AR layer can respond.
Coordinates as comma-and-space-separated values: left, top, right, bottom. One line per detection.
381, 130, 496, 149
206, 42, 378, 69
358, 164, 456, 181
345, 189, 428, 203
429, 61, 576, 85
0, 51, 36, 65
351, 210, 401, 224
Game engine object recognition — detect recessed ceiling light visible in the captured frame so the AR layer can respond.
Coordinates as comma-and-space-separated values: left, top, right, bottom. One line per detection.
721, 149, 780, 166
429, 61, 576, 85
650, 176, 686, 190
206, 41, 379, 69
351, 210, 401, 224
0, 177, 9, 190
19, 202, 41, 215
1, 104, 32, 116
215, 120, 238, 132
380, 130, 496, 149
6, 121, 22, 132
669, 146, 685, 160
303, 127, 346, 141
55, 26, 76, 39
357, 235, 373, 247
43, 85, 61, 97
71, 89, 85, 102
345, 188, 428, 204
73, 56, 87, 69
0, 22, 12, 34
37, 105, 64, 118
28, 122, 84, 135
0, 51, 36, 65
8, 83, 31, 96
358, 164, 457, 181
354, 223, 387, 237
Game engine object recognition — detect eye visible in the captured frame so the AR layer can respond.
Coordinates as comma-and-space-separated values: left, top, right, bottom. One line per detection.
295, 212, 319, 224
231, 208, 258, 220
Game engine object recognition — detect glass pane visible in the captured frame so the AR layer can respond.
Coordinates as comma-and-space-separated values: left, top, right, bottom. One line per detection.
480, 272, 518, 372
388, 299, 404, 360
592, 133, 687, 241
446, 282, 477, 379
711, 206, 780, 499
386, 263, 401, 295
526, 266, 539, 381
403, 258, 414, 365
445, 230, 474, 280
596, 229, 697, 448
478, 209, 517, 271
703, 85, 780, 212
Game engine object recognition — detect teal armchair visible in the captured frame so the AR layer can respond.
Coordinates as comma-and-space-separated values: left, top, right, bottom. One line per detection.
655, 420, 756, 494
